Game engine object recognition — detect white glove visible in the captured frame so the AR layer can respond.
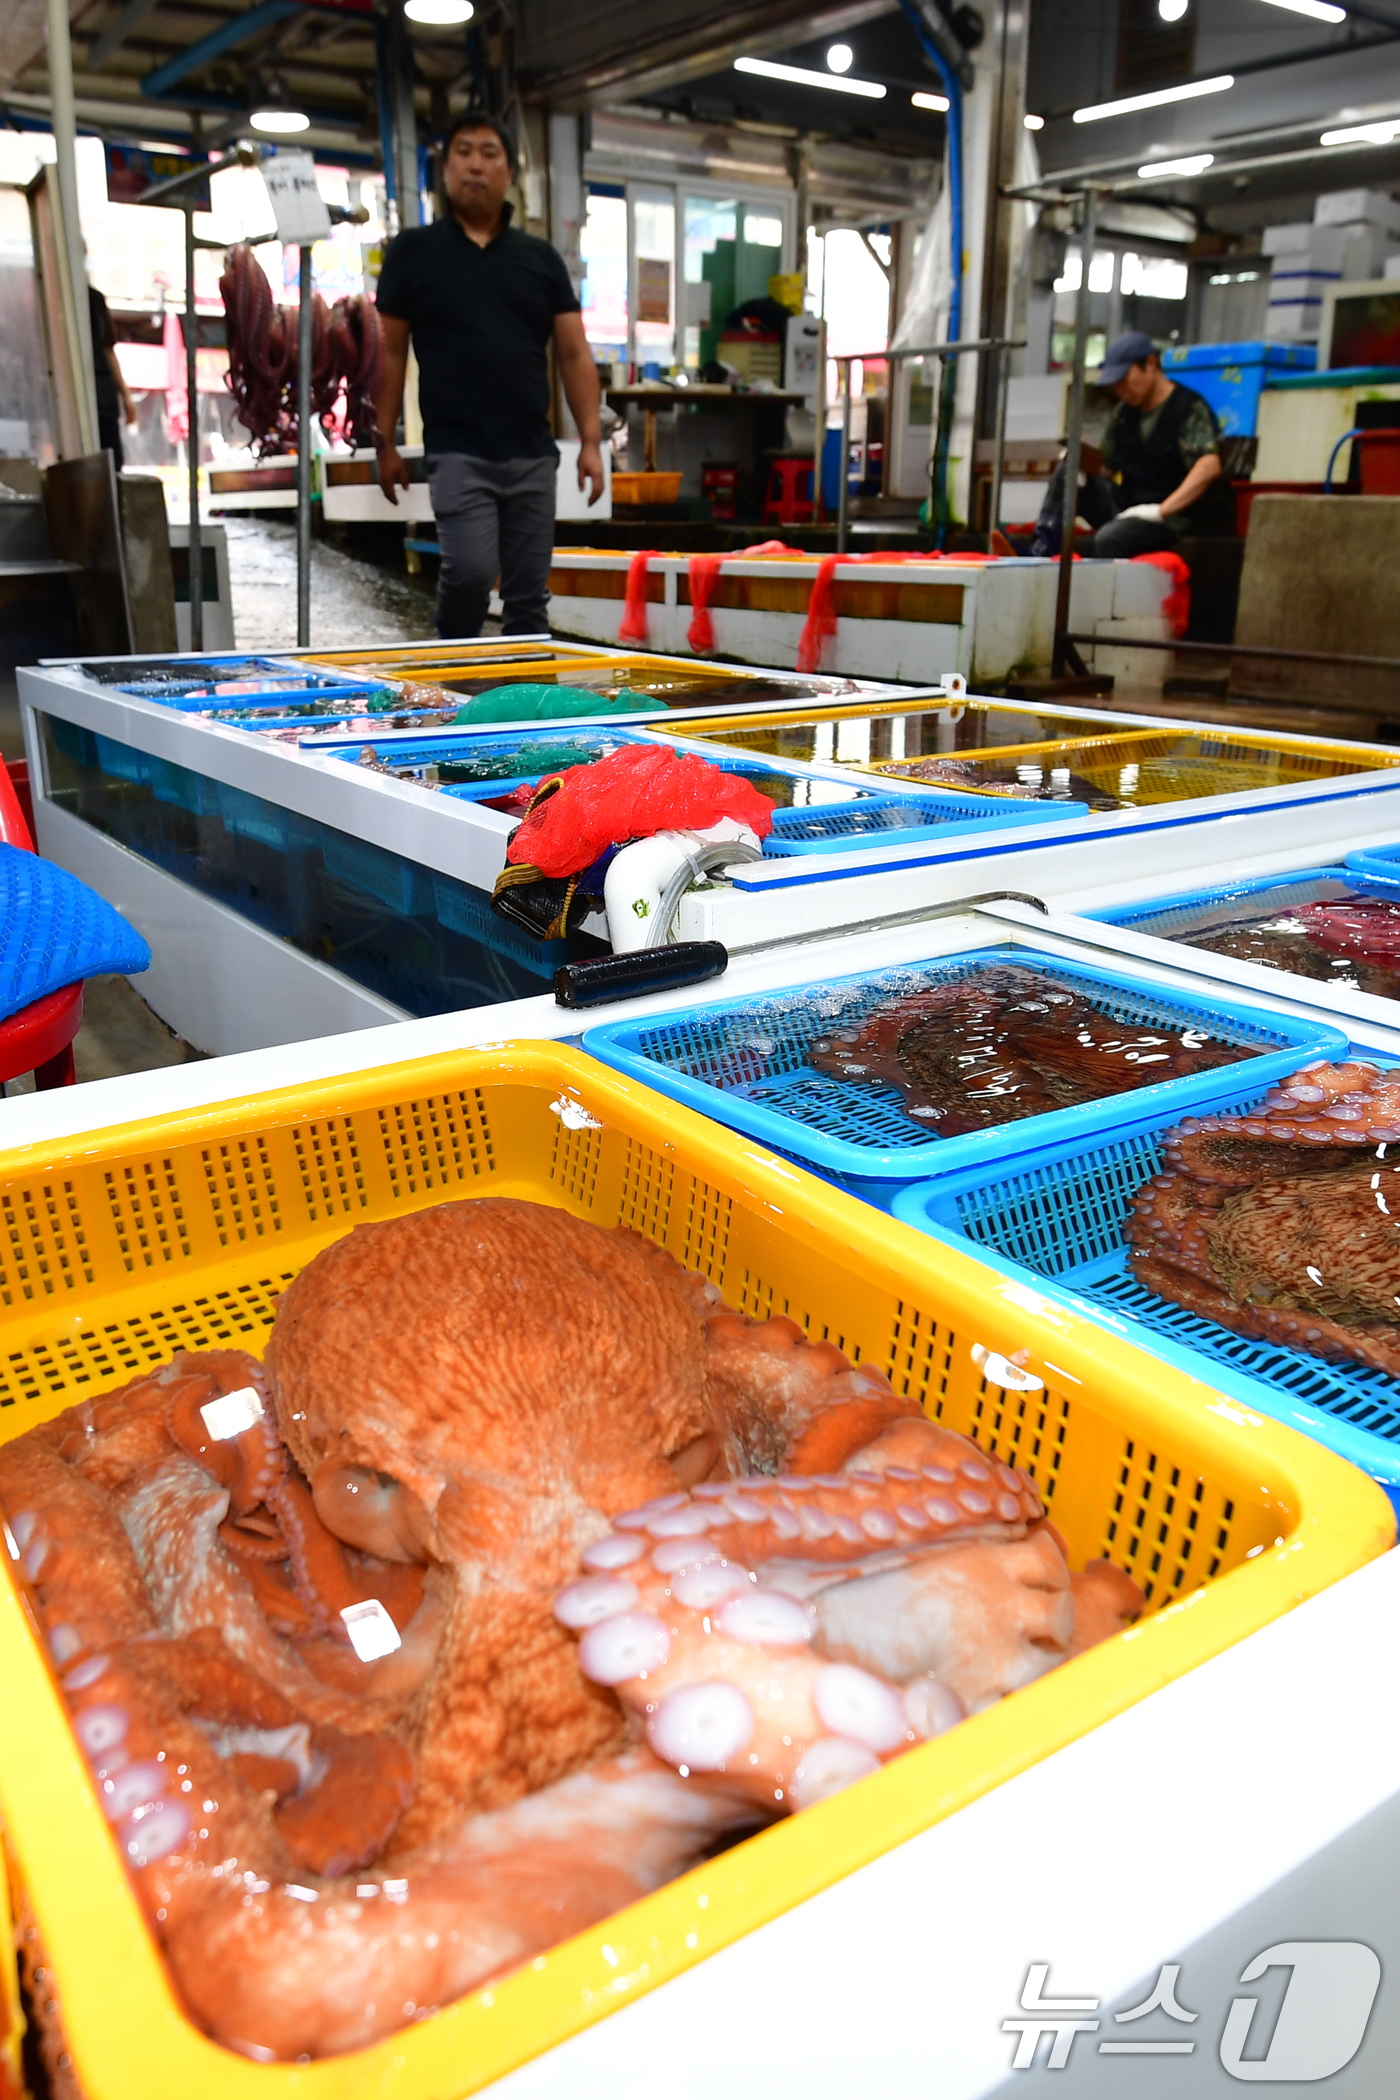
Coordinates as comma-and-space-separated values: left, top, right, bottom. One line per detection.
1116, 502, 1163, 523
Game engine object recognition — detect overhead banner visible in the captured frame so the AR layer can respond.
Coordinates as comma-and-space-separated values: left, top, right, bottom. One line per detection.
105, 142, 212, 211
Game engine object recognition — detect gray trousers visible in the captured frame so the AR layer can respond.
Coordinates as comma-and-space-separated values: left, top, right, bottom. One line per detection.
425, 451, 557, 638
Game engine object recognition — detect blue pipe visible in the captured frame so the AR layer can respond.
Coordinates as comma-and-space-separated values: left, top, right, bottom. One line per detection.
1324, 425, 1367, 492
896, 1, 963, 541
142, 0, 298, 98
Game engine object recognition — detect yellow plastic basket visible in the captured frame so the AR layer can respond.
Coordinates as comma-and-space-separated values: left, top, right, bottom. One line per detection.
0, 1043, 1390, 2100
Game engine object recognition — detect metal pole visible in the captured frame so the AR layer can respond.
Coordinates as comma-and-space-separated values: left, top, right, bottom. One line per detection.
1053, 187, 1097, 677
44, 0, 98, 453
836, 357, 852, 553
297, 242, 313, 648
987, 211, 1020, 537
185, 198, 203, 650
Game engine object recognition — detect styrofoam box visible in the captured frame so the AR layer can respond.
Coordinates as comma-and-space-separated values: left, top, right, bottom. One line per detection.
1266, 302, 1322, 339
1387, 255, 1400, 282
1315, 188, 1400, 235
1262, 223, 1347, 265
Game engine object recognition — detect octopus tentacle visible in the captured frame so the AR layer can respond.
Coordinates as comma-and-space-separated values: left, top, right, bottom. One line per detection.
558, 1422, 1140, 1790
701, 1308, 921, 1477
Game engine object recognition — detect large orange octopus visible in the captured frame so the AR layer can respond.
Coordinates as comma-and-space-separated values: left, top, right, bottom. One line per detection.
1129, 1059, 1400, 1378
1, 1198, 1143, 2068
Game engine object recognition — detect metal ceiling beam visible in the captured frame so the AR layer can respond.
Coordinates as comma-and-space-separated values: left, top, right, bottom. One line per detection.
141, 0, 298, 98
88, 0, 162, 73
521, 0, 894, 108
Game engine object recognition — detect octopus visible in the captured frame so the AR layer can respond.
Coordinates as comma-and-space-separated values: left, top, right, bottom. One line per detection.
808, 965, 1253, 1136
0, 1198, 1144, 2070
1128, 1058, 1400, 1379
886, 756, 1123, 811
1183, 895, 1400, 1003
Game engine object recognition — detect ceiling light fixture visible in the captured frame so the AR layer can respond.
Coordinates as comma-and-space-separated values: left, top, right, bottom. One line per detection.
249, 105, 310, 133
1023, 112, 1044, 129
734, 55, 886, 97
912, 90, 950, 112
1158, 0, 1189, 20
405, 0, 474, 19
1138, 151, 1215, 176
1074, 74, 1233, 122
1320, 116, 1400, 143
1258, 0, 1345, 21
826, 42, 853, 72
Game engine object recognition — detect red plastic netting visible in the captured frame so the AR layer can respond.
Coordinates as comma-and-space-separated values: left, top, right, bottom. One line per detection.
505, 744, 776, 878
1129, 550, 1191, 638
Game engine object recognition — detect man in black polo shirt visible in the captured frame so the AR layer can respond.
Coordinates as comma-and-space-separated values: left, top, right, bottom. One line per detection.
375, 110, 603, 636
1030, 331, 1230, 557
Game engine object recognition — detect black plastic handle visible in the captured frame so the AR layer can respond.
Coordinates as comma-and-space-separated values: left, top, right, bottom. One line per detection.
554, 942, 729, 1008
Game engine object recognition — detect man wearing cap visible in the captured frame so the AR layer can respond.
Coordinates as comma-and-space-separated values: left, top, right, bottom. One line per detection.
1030, 331, 1228, 557
375, 109, 605, 637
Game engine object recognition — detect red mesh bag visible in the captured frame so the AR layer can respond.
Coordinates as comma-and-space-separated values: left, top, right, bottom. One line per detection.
505, 744, 775, 879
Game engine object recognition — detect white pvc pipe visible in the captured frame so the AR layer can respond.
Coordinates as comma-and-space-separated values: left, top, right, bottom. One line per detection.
44, 0, 99, 455
605, 820, 760, 953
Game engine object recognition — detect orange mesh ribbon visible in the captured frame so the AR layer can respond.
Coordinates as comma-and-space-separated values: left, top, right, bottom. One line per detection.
618, 549, 659, 643
686, 540, 793, 653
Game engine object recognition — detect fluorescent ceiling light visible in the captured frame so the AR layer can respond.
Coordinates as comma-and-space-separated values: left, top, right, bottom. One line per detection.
826, 43, 853, 72
405, 0, 474, 18
1138, 151, 1215, 176
1258, 0, 1345, 20
1023, 112, 1044, 129
912, 90, 950, 112
734, 55, 886, 98
250, 108, 310, 133
1320, 117, 1400, 143
1074, 74, 1233, 122
1158, 0, 1188, 18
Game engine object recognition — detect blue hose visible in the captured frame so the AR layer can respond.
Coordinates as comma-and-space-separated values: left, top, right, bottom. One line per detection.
897, 1, 962, 542
1324, 426, 1367, 493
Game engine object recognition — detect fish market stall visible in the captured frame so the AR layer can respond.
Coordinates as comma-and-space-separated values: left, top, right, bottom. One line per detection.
18, 645, 1400, 1058
540, 549, 1179, 688
0, 932, 1395, 2100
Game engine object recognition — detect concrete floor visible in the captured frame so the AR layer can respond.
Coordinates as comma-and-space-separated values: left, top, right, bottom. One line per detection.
3, 973, 206, 1097
223, 516, 438, 653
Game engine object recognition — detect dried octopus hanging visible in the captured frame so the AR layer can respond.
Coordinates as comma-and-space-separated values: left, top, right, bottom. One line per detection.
220, 241, 384, 457
1, 1197, 1143, 2069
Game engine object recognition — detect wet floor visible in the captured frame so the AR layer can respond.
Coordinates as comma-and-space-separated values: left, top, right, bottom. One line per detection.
224, 516, 439, 653
2, 974, 207, 1097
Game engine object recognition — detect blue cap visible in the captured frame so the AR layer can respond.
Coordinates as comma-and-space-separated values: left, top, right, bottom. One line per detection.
1095, 330, 1158, 384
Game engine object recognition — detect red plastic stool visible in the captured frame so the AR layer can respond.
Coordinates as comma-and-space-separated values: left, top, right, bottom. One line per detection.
0, 981, 83, 1090
763, 456, 815, 527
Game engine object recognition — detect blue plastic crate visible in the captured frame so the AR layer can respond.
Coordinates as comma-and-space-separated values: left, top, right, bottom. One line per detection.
583, 945, 1346, 1202
431, 871, 567, 980
216, 782, 318, 853
320, 833, 435, 915
1161, 341, 1316, 437
889, 1062, 1400, 1506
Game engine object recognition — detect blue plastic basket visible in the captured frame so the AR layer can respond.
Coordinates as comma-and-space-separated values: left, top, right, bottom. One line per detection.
328, 729, 1086, 853
889, 1062, 1400, 1507
1346, 841, 1400, 886
103, 657, 387, 712
216, 782, 318, 852
431, 871, 566, 979
320, 833, 435, 916
1089, 864, 1400, 939
583, 945, 1346, 1202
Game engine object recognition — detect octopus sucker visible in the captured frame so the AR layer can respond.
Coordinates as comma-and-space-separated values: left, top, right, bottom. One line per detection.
808, 965, 1252, 1136
1, 1196, 1147, 2064
1130, 1061, 1400, 1377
